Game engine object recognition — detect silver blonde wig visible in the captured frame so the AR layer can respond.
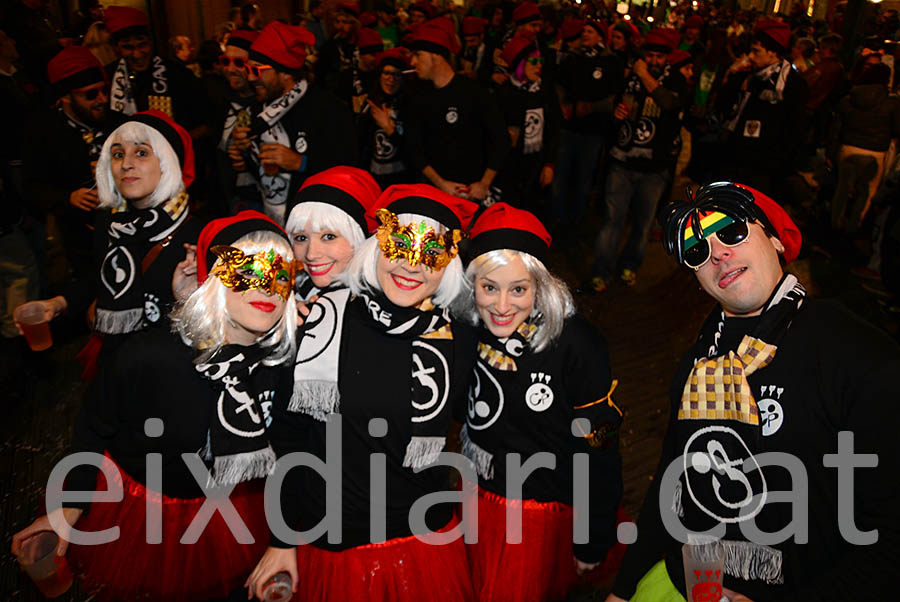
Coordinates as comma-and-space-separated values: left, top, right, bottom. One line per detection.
464, 249, 574, 352
285, 201, 367, 250
96, 120, 184, 210
343, 214, 469, 309
170, 230, 298, 366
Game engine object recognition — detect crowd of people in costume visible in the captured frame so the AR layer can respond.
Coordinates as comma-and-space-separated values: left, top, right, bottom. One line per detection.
2, 0, 900, 601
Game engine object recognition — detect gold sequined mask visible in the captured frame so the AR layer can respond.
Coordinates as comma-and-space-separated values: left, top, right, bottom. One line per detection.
375, 208, 464, 271
209, 246, 296, 300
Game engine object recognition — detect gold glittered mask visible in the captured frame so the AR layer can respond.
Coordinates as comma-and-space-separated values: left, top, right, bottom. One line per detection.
209, 246, 296, 300
375, 208, 464, 271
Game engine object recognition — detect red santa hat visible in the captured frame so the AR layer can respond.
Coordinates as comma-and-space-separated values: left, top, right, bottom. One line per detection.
668, 49, 693, 69
409, 2, 435, 20
367, 184, 479, 232
501, 35, 538, 70
359, 11, 377, 28
512, 2, 541, 25
105, 5, 150, 42
462, 16, 488, 36
377, 47, 411, 69
226, 28, 259, 51
754, 18, 791, 51
289, 166, 382, 236
734, 184, 802, 263
47, 45, 106, 99
336, 2, 361, 18
644, 28, 677, 53
468, 203, 551, 262
559, 18, 586, 42
357, 27, 385, 55
250, 22, 316, 74
685, 15, 704, 29
196, 210, 289, 285
410, 19, 460, 58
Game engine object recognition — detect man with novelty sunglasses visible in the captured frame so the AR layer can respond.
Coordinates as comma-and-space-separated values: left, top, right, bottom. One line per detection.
606, 181, 900, 602
23, 45, 120, 280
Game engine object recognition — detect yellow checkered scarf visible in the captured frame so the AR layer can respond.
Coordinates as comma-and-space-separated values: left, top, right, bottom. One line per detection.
477, 322, 538, 372
678, 335, 777, 425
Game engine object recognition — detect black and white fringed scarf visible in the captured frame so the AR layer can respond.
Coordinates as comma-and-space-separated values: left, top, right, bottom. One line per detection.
724, 58, 792, 133
195, 344, 276, 487
62, 108, 105, 161
289, 288, 456, 470
672, 274, 806, 586
110, 56, 168, 116
293, 269, 322, 303
94, 192, 189, 334
248, 80, 308, 210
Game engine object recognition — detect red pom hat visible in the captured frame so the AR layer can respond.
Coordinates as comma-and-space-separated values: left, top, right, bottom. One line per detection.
668, 49, 693, 70
377, 47, 411, 69
226, 29, 259, 51
559, 18, 586, 42
685, 15, 704, 29
462, 16, 488, 36
357, 27, 385, 55
196, 210, 289, 285
249, 22, 316, 73
359, 11, 377, 28
336, 2, 361, 18
512, 1, 541, 25
367, 184, 479, 233
501, 35, 538, 70
734, 184, 802, 263
410, 19, 460, 58
130, 110, 196, 189
48, 45, 106, 98
105, 5, 150, 42
409, 2, 435, 20
468, 203, 551, 263
754, 18, 791, 51
288, 166, 382, 235
644, 28, 677, 53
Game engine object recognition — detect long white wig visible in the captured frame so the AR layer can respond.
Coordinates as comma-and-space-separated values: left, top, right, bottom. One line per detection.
463, 249, 574, 352
343, 214, 469, 309
285, 201, 367, 251
96, 120, 184, 210
170, 230, 298, 366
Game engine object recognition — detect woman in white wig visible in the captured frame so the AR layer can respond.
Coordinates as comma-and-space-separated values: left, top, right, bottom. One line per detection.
13, 210, 297, 601
459, 202, 626, 601
246, 184, 479, 601
284, 165, 381, 302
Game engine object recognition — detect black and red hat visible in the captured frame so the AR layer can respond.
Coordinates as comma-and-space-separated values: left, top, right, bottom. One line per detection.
357, 27, 385, 55
336, 2, 361, 18
105, 5, 150, 42
250, 21, 315, 74
409, 2, 435, 20
501, 35, 538, 70
289, 166, 382, 235
512, 2, 541, 25
559, 18, 585, 42
410, 18, 460, 58
377, 47, 410, 70
468, 203, 551, 263
644, 28, 677, 53
754, 18, 791, 51
226, 29, 259, 51
48, 46, 106, 99
462, 17, 487, 36
129, 109, 196, 189
196, 210, 289, 284
367, 184, 479, 232
584, 19, 607, 39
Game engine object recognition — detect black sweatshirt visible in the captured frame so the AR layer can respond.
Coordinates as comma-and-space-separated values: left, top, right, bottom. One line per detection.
464, 315, 623, 563
612, 299, 900, 601
269, 296, 478, 551
556, 50, 623, 136
63, 328, 291, 508
405, 75, 509, 185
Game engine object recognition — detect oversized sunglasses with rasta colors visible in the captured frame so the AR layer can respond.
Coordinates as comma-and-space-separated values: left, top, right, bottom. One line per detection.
219, 56, 247, 69
209, 246, 296, 300
246, 63, 274, 78
374, 208, 464, 271
682, 212, 750, 270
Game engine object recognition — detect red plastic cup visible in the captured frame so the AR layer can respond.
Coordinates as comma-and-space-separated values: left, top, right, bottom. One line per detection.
16, 531, 73, 598
13, 302, 52, 351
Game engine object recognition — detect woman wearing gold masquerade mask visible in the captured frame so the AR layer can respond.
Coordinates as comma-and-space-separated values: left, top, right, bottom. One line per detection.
14, 211, 297, 601
458, 203, 626, 601
246, 185, 480, 601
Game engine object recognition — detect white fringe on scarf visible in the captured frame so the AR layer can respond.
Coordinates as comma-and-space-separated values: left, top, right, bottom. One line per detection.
94, 307, 145, 335
207, 445, 276, 488
287, 380, 340, 421
460, 424, 494, 479
402, 436, 445, 470
722, 540, 784, 585
673, 478, 684, 518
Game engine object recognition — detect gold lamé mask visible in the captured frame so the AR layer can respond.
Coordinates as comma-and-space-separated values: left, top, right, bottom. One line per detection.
374, 208, 464, 271
209, 246, 296, 300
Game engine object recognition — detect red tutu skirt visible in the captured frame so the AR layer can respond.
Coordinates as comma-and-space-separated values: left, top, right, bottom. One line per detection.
292, 516, 474, 601
463, 485, 629, 602
66, 454, 269, 601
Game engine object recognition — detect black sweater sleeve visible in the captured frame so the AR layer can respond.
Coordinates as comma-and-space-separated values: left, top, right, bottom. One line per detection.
542, 86, 563, 166
478, 86, 510, 174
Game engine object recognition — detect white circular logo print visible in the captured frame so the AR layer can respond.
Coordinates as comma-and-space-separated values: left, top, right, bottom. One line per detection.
633, 117, 656, 145
144, 294, 160, 323
592, 67, 603, 80
683, 426, 767, 524
467, 361, 504, 430
101, 246, 136, 300
410, 340, 450, 423
296, 295, 340, 363
758, 398, 783, 436
294, 134, 308, 154
525, 382, 554, 412
446, 109, 458, 124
